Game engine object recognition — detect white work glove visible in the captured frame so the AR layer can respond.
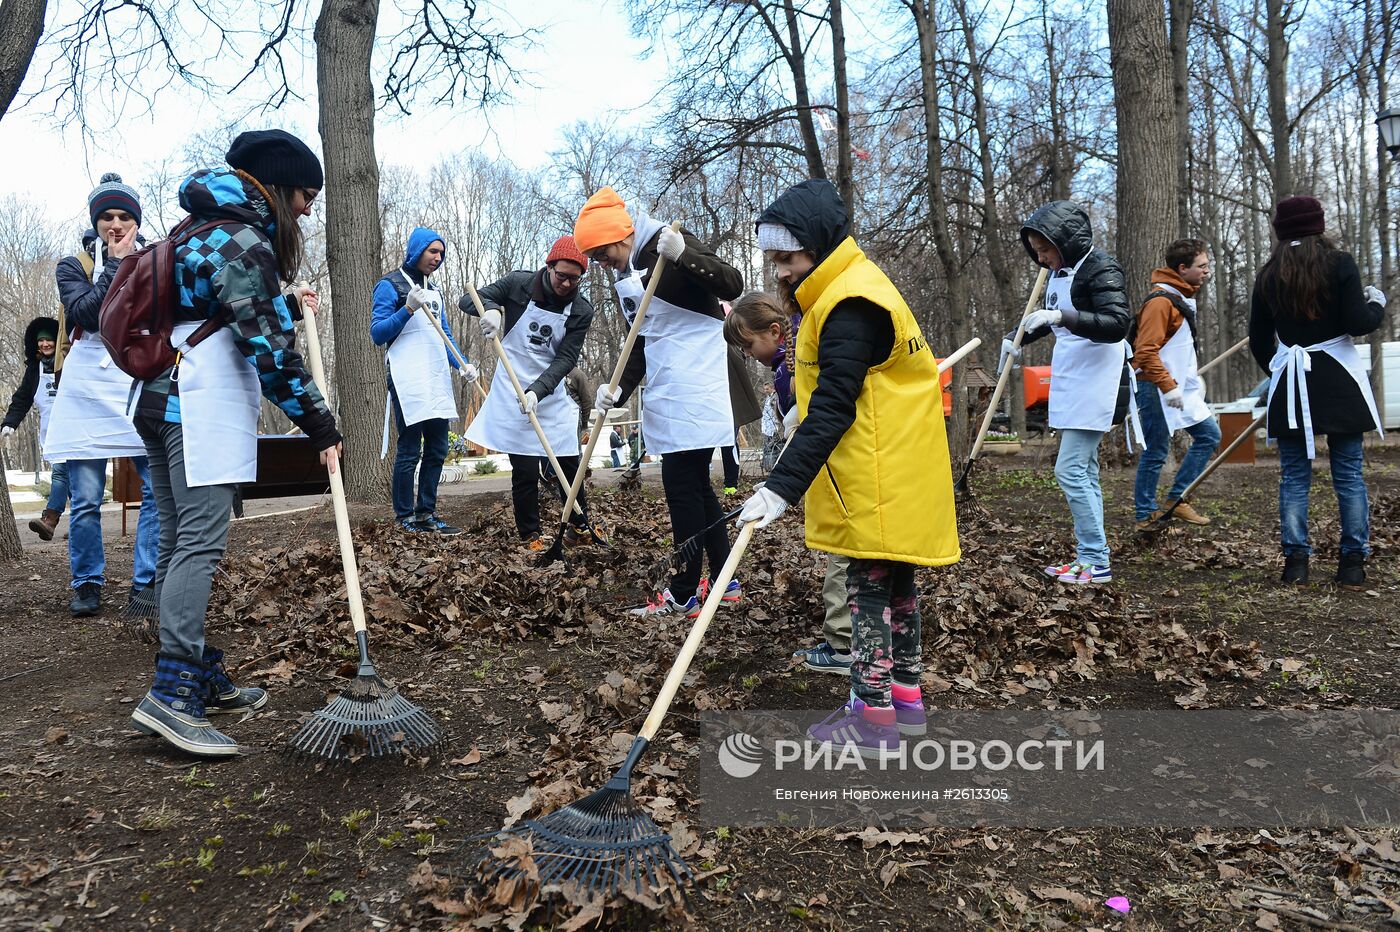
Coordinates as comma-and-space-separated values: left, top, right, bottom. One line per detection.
782, 405, 798, 436
479, 307, 503, 340
1162, 386, 1185, 409
657, 227, 686, 263
0, 425, 13, 442
1365, 285, 1387, 309
405, 286, 431, 312
458, 362, 479, 382
738, 486, 789, 528
998, 337, 1021, 374
1021, 309, 1062, 332
593, 384, 622, 420
520, 390, 538, 416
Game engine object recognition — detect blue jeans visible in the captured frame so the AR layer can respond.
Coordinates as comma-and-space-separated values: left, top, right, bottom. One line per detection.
1054, 428, 1109, 567
1278, 433, 1369, 558
389, 382, 449, 521
1132, 380, 1222, 519
46, 461, 70, 514
67, 457, 158, 589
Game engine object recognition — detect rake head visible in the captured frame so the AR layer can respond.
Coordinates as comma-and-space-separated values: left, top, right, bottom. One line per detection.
468, 738, 690, 903
120, 587, 160, 644
286, 633, 446, 761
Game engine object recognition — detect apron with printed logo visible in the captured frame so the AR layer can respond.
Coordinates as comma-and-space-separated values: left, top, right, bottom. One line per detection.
1267, 335, 1382, 460
169, 321, 261, 487
380, 272, 458, 457
34, 365, 58, 451
1045, 254, 1142, 449
613, 267, 731, 455
466, 299, 580, 456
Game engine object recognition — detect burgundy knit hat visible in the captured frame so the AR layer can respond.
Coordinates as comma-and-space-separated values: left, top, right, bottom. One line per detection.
1272, 196, 1326, 240
546, 235, 588, 271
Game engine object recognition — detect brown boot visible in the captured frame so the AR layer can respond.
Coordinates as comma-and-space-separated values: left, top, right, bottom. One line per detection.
1168, 500, 1211, 525
1135, 510, 1163, 531
28, 509, 60, 541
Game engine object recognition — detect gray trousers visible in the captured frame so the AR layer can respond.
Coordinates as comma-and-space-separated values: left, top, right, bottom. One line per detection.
136, 417, 237, 665
822, 554, 852, 652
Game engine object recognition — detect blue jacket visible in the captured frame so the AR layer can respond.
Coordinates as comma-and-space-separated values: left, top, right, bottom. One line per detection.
370, 226, 463, 369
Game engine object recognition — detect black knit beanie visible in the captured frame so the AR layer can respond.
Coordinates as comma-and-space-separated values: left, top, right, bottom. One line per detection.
225, 129, 324, 189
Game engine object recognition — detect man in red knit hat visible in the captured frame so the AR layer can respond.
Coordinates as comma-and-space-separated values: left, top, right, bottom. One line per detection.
463, 236, 598, 548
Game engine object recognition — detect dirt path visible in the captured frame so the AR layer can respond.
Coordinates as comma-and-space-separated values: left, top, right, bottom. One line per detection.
1, 444, 1398, 930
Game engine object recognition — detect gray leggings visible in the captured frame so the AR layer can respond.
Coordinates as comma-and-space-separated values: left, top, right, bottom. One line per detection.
135, 416, 237, 665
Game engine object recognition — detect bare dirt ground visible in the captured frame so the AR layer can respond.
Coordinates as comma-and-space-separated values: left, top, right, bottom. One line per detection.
3, 443, 1400, 930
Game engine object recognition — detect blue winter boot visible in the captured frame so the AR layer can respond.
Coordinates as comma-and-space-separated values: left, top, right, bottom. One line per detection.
202, 646, 268, 715
130, 654, 239, 757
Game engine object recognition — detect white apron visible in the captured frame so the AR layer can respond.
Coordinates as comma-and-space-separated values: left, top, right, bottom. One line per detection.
34, 365, 58, 451
465, 299, 580, 456
1044, 257, 1143, 450
380, 272, 458, 458
1151, 288, 1213, 430
169, 321, 261, 487
43, 332, 145, 462
614, 262, 732, 455
1267, 335, 1382, 460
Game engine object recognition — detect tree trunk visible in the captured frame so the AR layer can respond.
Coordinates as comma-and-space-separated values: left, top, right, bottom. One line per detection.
316, 0, 390, 504
1370, 0, 1393, 423
1108, 0, 1180, 310
829, 0, 855, 224
1265, 0, 1292, 199
0, 450, 23, 562
1169, 0, 1194, 235
0, 0, 46, 122
910, 0, 973, 458
782, 0, 828, 182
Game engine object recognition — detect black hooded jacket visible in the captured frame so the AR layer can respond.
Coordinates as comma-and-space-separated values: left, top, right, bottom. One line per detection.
1016, 201, 1130, 346
755, 179, 897, 507
3, 317, 60, 430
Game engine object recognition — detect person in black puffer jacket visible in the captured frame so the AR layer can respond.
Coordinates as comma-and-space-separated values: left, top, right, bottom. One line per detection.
1001, 200, 1132, 585
2, 317, 70, 539
1248, 195, 1387, 589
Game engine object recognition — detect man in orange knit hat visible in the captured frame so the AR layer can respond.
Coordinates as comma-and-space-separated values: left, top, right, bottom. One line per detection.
574, 187, 746, 618
463, 236, 597, 548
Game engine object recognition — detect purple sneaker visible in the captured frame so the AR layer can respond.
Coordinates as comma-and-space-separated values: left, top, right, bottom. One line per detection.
889, 694, 927, 737
807, 700, 900, 760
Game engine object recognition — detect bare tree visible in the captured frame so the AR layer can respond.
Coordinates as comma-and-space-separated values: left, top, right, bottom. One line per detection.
0, 0, 46, 122
1108, 0, 1179, 308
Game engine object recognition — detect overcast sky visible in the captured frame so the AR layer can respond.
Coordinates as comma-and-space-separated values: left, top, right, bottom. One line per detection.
0, 0, 665, 232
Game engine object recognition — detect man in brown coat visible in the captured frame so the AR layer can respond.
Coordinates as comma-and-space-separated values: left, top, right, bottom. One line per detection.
1132, 238, 1222, 528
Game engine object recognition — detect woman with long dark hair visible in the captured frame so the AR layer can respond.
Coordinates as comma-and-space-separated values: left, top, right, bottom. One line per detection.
1248, 196, 1387, 588
126, 129, 342, 756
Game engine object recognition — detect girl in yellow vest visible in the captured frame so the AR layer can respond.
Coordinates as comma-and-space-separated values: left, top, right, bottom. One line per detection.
735, 179, 960, 758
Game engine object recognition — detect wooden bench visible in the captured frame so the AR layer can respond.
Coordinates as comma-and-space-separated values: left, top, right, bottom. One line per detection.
111, 435, 331, 531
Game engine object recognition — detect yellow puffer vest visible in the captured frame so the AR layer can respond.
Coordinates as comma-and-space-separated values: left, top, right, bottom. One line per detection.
793, 238, 960, 567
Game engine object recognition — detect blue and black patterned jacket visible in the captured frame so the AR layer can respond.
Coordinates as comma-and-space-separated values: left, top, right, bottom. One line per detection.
131, 169, 341, 451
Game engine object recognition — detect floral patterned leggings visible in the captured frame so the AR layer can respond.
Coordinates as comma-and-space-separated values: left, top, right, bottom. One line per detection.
846, 558, 922, 707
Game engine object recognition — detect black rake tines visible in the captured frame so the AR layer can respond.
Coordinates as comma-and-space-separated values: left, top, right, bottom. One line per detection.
285, 633, 447, 761
641, 507, 742, 583
468, 737, 692, 903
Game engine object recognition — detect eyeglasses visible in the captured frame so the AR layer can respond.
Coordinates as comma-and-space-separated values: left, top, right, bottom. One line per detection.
551, 268, 583, 285
585, 248, 611, 263
297, 187, 320, 207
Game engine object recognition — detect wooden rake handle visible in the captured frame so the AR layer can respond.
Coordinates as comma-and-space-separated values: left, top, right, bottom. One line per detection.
967, 267, 1050, 464
559, 220, 682, 523
1198, 337, 1249, 377
298, 302, 370, 637
458, 279, 583, 518
418, 303, 487, 402
1173, 409, 1265, 505
634, 334, 981, 743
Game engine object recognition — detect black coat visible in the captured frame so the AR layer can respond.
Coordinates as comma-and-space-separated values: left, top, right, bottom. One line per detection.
55, 229, 118, 335
467, 268, 596, 400
754, 180, 897, 505
3, 317, 59, 430
1249, 250, 1384, 438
